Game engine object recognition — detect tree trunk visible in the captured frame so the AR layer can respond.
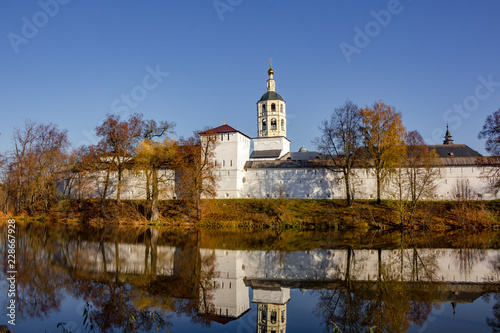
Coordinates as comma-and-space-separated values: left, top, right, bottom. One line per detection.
101, 169, 111, 216
196, 195, 201, 221
150, 168, 159, 222
116, 165, 122, 205
344, 174, 352, 206
145, 169, 151, 201
376, 171, 382, 205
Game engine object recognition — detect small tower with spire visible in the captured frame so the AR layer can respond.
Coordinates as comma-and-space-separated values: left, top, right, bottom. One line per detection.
443, 124, 454, 145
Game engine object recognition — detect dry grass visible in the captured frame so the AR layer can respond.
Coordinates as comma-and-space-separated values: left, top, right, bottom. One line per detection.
2, 198, 499, 231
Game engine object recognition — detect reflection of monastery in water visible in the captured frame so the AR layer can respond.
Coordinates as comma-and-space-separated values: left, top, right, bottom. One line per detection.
55, 239, 500, 329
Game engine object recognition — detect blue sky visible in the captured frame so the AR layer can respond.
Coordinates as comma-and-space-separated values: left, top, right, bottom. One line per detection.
1, 0, 499, 155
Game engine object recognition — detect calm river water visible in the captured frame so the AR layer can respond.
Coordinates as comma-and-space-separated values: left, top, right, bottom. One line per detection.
2, 222, 500, 333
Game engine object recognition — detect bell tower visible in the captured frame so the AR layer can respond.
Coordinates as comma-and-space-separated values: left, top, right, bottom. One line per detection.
257, 59, 286, 138
251, 60, 290, 160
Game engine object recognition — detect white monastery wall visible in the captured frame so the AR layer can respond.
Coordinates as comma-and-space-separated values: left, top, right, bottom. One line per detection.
212, 131, 250, 199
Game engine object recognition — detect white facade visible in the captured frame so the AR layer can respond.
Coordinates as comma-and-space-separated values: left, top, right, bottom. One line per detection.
62, 168, 176, 200
63, 66, 499, 202
204, 66, 499, 201
212, 128, 251, 199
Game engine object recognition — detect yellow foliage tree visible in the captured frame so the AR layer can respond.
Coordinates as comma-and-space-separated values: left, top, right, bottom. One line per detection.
135, 138, 178, 222
360, 101, 406, 205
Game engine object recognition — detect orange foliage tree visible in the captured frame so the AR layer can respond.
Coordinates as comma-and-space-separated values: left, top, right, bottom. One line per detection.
5, 120, 69, 214
360, 101, 406, 205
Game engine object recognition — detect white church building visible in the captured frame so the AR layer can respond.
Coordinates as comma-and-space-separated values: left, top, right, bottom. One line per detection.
205, 65, 499, 201
62, 65, 499, 201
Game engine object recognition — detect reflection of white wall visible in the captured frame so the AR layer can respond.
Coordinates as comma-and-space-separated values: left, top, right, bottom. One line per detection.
253, 287, 290, 304
60, 243, 500, 284
62, 242, 176, 276
198, 249, 250, 318
58, 242, 500, 321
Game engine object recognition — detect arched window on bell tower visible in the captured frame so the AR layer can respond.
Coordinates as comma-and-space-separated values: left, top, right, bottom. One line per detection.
262, 104, 266, 113
262, 119, 267, 131
280, 104, 283, 113
281, 119, 284, 131
271, 118, 277, 130
271, 103, 276, 112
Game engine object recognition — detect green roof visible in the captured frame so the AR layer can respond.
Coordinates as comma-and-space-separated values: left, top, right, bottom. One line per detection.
259, 91, 284, 102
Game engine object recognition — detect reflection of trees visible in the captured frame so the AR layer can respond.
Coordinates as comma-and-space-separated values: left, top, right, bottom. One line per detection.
487, 293, 500, 332
68, 275, 172, 333
313, 247, 439, 333
452, 231, 487, 278
9, 223, 69, 320
164, 231, 217, 327
314, 248, 369, 332
487, 258, 500, 331
64, 228, 217, 331
6, 223, 221, 331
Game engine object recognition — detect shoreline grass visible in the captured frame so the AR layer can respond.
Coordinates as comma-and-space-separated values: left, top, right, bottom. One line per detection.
1, 198, 499, 231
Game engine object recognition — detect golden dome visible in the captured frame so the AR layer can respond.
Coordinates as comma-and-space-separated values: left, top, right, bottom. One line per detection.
268, 68, 274, 75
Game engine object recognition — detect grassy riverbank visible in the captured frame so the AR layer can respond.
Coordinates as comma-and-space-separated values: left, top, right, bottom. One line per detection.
2, 198, 500, 230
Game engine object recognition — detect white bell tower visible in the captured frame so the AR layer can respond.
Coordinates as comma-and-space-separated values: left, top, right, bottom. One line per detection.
257, 59, 287, 138
251, 60, 290, 160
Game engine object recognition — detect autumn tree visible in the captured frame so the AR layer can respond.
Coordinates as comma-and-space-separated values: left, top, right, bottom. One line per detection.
94, 113, 144, 205
135, 137, 178, 222
134, 120, 176, 222
360, 101, 406, 205
390, 131, 441, 225
4, 120, 69, 215
61, 145, 104, 204
138, 119, 176, 202
478, 108, 500, 194
177, 129, 219, 221
314, 100, 363, 206
405, 131, 440, 205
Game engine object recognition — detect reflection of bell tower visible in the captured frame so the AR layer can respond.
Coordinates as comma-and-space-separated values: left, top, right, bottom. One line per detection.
257, 59, 286, 138
253, 287, 290, 333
